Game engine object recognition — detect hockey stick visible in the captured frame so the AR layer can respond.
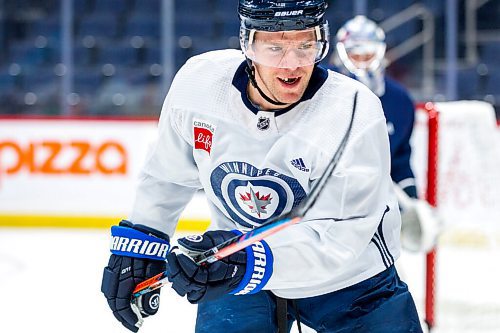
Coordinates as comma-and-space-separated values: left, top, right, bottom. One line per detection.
132, 91, 358, 299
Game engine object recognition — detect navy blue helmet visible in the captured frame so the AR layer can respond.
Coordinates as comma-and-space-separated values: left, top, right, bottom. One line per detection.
238, 0, 330, 69
238, 0, 328, 31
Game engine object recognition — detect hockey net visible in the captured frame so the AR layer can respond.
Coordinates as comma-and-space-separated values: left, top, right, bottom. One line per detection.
405, 101, 500, 333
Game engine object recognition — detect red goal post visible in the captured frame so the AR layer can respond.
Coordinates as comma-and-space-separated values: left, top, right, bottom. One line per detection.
416, 102, 439, 331
413, 100, 500, 332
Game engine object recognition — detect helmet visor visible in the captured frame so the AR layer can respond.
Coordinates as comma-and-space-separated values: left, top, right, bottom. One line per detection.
344, 40, 383, 57
336, 39, 386, 74
241, 25, 329, 69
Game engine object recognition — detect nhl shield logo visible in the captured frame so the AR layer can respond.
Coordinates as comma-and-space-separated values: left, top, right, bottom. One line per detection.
257, 117, 270, 131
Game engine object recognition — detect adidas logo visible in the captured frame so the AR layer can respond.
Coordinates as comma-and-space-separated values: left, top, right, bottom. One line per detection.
290, 158, 310, 172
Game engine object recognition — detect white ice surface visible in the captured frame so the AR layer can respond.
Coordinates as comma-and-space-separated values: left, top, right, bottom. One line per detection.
0, 228, 499, 333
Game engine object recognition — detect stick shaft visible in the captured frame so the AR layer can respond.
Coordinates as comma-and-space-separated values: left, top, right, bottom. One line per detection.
132, 91, 358, 299
132, 217, 301, 297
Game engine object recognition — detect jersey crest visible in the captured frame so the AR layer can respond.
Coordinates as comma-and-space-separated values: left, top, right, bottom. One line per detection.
239, 184, 272, 217
210, 161, 306, 228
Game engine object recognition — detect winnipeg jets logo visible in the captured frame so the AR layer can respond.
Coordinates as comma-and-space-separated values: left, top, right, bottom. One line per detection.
210, 161, 306, 228
239, 183, 272, 218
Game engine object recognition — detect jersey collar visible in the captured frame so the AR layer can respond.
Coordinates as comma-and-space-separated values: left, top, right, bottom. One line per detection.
232, 61, 328, 116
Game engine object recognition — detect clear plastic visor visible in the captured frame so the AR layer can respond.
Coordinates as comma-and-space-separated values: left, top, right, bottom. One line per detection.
241, 25, 329, 69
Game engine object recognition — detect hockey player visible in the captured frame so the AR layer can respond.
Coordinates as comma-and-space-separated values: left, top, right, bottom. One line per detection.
333, 15, 439, 253
101, 1, 423, 332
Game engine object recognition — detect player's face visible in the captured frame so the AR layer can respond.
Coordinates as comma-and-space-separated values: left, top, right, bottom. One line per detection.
248, 30, 316, 109
341, 40, 384, 71
347, 52, 376, 70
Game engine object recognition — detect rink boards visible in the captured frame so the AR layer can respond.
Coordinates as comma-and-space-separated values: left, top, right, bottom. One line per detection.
0, 101, 499, 243
0, 116, 209, 230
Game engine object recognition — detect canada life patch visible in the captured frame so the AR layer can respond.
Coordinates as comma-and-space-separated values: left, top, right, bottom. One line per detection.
193, 119, 215, 154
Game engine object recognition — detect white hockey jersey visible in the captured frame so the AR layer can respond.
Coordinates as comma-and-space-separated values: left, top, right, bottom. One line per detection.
129, 49, 402, 299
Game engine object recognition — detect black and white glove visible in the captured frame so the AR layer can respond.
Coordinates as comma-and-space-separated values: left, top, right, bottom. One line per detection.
166, 230, 274, 304
101, 220, 170, 332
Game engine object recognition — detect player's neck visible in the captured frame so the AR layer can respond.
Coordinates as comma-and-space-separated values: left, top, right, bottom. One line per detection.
246, 83, 291, 111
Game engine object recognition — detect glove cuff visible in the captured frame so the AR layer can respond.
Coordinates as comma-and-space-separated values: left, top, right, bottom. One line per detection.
110, 220, 170, 260
119, 220, 170, 241
229, 230, 274, 296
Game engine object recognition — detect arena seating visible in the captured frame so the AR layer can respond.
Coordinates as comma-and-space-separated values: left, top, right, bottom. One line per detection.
0, 0, 497, 116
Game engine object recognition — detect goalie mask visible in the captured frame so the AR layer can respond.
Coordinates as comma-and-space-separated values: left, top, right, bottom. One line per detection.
335, 15, 387, 96
238, 0, 330, 69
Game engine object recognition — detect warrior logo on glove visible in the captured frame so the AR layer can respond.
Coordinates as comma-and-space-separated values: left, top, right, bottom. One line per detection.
166, 230, 274, 304
184, 235, 204, 243
101, 220, 170, 332
148, 294, 160, 310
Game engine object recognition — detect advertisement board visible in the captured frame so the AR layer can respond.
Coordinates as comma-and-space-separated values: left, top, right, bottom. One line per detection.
0, 117, 209, 230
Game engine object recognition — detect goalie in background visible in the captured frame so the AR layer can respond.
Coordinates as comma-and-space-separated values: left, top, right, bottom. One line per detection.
331, 15, 440, 254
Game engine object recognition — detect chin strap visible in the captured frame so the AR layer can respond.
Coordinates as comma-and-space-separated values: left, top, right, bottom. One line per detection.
245, 59, 287, 107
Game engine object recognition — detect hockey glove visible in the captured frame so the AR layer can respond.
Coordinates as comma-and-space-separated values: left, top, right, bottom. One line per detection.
166, 230, 274, 304
400, 199, 441, 253
393, 184, 441, 253
101, 220, 170, 332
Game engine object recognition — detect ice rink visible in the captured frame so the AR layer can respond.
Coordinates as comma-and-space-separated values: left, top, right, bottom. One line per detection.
1, 227, 499, 333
